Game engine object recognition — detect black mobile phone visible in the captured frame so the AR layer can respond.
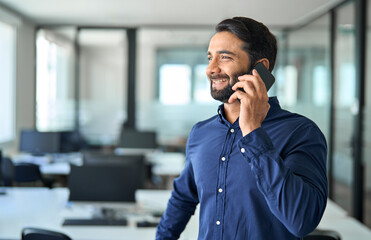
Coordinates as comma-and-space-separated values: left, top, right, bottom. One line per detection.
253, 62, 275, 92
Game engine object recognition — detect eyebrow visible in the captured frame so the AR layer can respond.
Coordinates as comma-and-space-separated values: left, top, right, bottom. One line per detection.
207, 50, 237, 56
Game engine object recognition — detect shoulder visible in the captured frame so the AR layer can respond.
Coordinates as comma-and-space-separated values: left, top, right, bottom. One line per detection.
267, 107, 326, 141
193, 114, 219, 130
187, 115, 220, 141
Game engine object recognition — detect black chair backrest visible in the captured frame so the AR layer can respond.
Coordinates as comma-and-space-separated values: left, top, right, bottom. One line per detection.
304, 229, 341, 240
22, 227, 72, 240
1, 157, 14, 186
14, 163, 43, 182
68, 154, 145, 202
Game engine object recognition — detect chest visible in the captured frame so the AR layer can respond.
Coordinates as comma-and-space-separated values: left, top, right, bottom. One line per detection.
189, 129, 256, 197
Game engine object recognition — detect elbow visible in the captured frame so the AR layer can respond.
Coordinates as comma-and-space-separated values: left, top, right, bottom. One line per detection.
286, 213, 322, 237
289, 224, 317, 238
288, 192, 327, 238
288, 197, 327, 238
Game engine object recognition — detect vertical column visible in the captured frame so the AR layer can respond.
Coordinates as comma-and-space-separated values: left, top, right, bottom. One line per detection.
328, 9, 336, 200
352, 0, 367, 222
74, 27, 81, 131
124, 28, 137, 130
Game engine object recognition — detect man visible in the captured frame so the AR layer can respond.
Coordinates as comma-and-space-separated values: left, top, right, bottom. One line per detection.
156, 17, 327, 240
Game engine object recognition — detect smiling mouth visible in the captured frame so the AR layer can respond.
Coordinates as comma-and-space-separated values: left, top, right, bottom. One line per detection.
212, 79, 228, 84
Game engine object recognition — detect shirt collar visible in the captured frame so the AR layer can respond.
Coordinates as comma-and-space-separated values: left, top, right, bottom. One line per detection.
217, 96, 281, 123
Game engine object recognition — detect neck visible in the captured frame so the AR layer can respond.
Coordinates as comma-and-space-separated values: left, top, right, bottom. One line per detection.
223, 101, 240, 124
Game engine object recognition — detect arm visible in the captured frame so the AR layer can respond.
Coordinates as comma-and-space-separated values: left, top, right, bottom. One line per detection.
156, 131, 199, 239
230, 67, 327, 236
238, 125, 328, 237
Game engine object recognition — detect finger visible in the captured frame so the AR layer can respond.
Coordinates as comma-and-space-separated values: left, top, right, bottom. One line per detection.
228, 90, 247, 104
238, 71, 265, 93
232, 81, 255, 96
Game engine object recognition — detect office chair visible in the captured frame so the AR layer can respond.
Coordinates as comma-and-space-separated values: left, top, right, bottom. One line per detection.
68, 155, 145, 202
13, 162, 54, 188
304, 229, 341, 240
1, 157, 14, 186
22, 227, 72, 240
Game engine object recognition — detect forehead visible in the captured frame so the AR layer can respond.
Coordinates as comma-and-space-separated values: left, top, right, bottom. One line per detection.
208, 31, 244, 53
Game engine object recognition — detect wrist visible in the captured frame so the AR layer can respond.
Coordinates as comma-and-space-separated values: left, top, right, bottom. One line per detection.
241, 125, 261, 137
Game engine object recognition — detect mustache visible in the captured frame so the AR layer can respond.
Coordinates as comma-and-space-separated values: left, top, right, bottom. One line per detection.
209, 74, 230, 80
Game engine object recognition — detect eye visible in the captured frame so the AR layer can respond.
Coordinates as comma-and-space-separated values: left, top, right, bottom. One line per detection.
221, 55, 232, 60
208, 56, 213, 61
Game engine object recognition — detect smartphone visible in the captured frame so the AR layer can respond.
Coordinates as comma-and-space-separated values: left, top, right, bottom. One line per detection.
253, 62, 275, 92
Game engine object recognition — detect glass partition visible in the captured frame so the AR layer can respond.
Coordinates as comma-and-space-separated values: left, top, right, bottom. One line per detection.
78, 29, 127, 145
136, 28, 217, 146
332, 2, 356, 214
277, 14, 331, 141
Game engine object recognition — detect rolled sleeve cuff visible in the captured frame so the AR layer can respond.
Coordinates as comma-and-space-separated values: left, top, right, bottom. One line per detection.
238, 127, 274, 162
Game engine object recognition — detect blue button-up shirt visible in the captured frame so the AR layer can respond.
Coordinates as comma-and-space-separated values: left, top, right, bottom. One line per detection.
156, 97, 328, 240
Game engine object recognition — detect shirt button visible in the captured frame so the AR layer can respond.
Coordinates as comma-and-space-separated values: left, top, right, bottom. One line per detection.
218, 188, 223, 193
221, 157, 226, 161
230, 129, 235, 133
216, 220, 221, 225
241, 148, 245, 153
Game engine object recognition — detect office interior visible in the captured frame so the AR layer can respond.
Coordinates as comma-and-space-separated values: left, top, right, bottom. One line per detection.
1, 0, 371, 239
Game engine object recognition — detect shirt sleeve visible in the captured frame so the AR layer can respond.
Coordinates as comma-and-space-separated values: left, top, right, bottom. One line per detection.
156, 128, 199, 240
237, 125, 328, 237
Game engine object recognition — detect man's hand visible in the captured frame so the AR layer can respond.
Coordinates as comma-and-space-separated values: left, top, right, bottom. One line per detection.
228, 69, 270, 137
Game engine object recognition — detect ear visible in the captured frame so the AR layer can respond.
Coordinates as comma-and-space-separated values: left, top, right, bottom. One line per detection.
256, 58, 270, 70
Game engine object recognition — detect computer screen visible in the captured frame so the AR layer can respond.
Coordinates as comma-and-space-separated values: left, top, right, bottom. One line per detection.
117, 129, 157, 149
60, 131, 85, 153
68, 155, 145, 202
19, 130, 60, 155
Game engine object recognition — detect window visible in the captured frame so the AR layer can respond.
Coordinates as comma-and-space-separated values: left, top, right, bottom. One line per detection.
159, 64, 191, 105
0, 21, 15, 143
36, 29, 75, 131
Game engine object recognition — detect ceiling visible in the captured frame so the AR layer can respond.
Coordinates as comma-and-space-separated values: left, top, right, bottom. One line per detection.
0, 0, 344, 29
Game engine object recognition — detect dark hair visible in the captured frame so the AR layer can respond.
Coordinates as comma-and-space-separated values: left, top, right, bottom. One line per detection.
215, 17, 277, 72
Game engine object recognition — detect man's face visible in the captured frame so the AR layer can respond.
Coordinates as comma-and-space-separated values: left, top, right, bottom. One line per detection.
206, 31, 251, 103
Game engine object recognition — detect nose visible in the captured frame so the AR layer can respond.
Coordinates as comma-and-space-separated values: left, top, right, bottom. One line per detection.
206, 58, 221, 76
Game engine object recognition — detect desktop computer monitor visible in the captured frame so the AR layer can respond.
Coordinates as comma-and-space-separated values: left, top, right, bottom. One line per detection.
117, 129, 157, 149
68, 155, 145, 202
20, 130, 85, 155
60, 131, 85, 153
19, 130, 60, 155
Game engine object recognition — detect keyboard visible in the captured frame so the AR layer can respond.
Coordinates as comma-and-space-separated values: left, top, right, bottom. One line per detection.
63, 218, 127, 226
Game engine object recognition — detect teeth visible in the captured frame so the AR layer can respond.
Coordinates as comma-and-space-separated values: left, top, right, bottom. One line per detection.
213, 79, 227, 83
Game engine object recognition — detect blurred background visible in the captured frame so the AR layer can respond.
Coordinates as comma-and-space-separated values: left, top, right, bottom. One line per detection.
0, 0, 371, 239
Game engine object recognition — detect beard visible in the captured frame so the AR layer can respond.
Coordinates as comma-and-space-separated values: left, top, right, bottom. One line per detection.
209, 70, 251, 103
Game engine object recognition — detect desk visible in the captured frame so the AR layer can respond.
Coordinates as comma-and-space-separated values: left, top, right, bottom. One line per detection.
0, 188, 370, 240
0, 188, 156, 240
0, 188, 198, 240
11, 153, 83, 175
149, 152, 185, 189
